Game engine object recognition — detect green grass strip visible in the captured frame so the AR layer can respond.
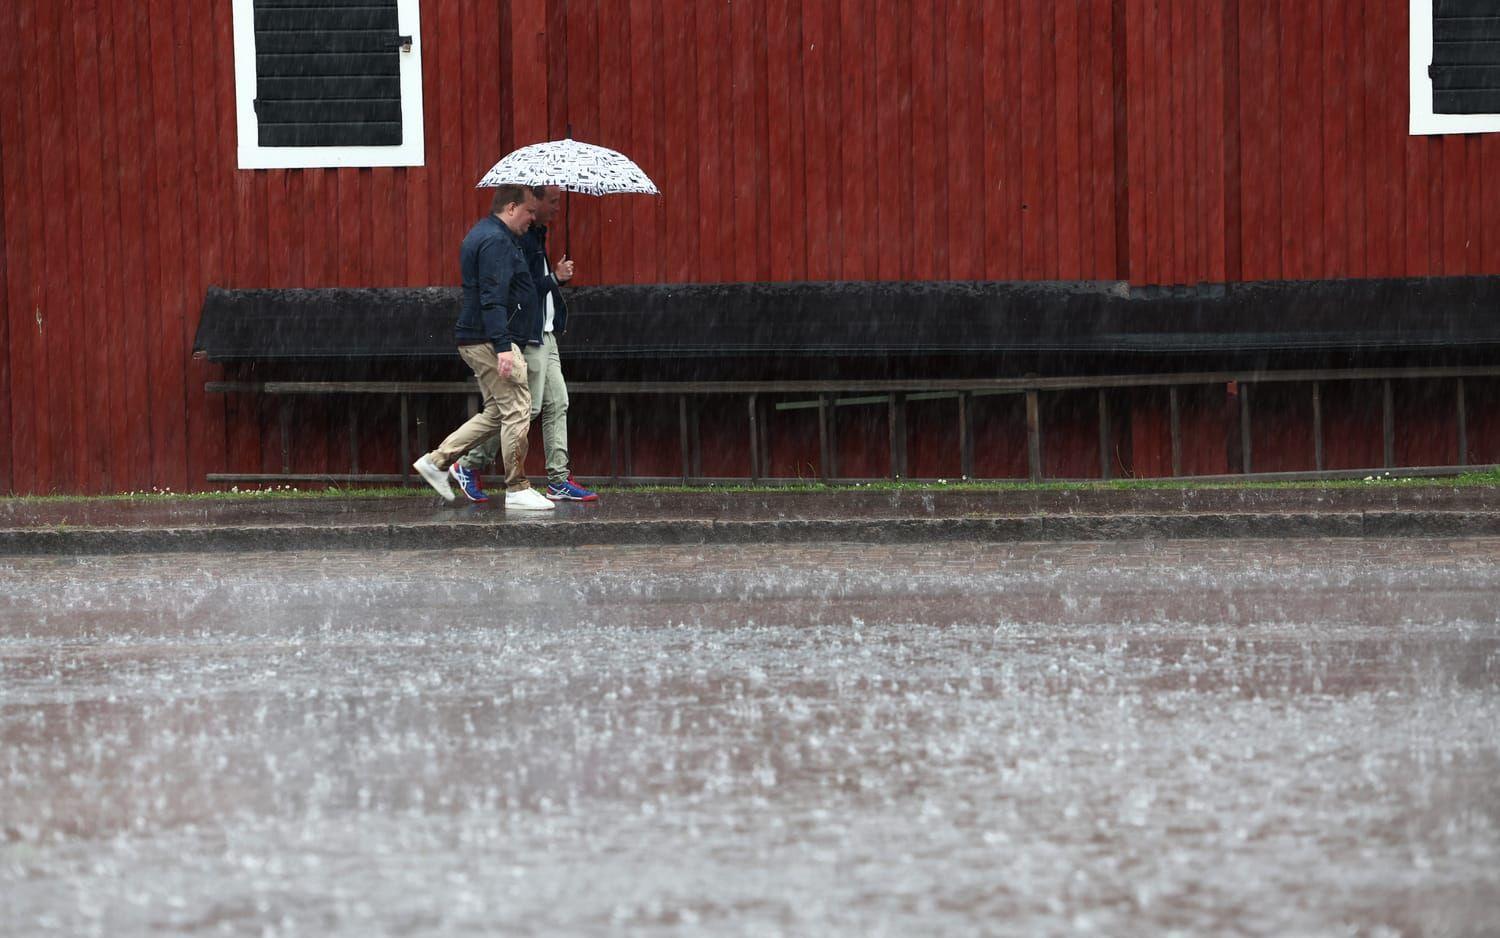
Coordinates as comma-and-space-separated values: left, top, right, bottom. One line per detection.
6, 467, 1499, 503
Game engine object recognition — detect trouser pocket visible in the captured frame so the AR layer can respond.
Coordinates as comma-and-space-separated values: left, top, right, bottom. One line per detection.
508, 347, 529, 385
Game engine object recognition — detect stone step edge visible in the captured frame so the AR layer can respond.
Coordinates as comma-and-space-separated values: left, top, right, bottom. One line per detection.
1, 511, 1497, 556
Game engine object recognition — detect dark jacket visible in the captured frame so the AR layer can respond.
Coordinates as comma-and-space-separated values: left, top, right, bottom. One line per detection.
455, 215, 540, 352
516, 224, 569, 345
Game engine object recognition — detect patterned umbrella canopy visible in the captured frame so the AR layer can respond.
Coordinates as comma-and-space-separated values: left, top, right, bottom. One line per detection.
475, 139, 660, 196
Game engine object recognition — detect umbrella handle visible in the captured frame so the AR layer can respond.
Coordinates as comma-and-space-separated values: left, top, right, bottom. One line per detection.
565, 123, 572, 258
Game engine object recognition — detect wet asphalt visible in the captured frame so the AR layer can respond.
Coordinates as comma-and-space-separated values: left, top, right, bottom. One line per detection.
2, 536, 1498, 935
3, 486, 1499, 555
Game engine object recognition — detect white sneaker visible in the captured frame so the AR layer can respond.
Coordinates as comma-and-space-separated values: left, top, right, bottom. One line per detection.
504, 487, 556, 511
413, 455, 455, 501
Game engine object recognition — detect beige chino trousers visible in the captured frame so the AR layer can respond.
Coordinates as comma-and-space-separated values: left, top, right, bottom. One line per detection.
424, 343, 532, 493
456, 332, 570, 486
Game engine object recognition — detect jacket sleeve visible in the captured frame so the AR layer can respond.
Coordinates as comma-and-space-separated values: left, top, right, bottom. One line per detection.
507, 266, 539, 340
475, 236, 512, 351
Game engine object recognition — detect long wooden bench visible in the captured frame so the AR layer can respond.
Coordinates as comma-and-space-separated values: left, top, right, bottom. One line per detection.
203, 366, 1500, 485
193, 279, 1500, 484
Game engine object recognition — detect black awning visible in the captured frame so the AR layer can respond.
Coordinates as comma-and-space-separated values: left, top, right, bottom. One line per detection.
193, 277, 1500, 363
194, 286, 459, 361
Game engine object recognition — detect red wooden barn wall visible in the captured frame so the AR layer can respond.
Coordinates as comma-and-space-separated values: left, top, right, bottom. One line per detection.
1, 0, 1496, 494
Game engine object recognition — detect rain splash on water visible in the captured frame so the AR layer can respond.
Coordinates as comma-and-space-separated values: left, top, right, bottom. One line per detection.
2, 538, 1498, 935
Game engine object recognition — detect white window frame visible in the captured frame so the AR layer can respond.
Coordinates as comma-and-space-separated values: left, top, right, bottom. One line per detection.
232, 0, 425, 168
1411, 0, 1500, 135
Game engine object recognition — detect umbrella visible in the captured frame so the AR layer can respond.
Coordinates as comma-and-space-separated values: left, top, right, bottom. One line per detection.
475, 138, 660, 196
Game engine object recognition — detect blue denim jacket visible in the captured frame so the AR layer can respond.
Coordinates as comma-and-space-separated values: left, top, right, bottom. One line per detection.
455, 215, 539, 352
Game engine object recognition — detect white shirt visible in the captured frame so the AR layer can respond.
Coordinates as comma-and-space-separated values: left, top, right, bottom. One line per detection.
541, 253, 556, 334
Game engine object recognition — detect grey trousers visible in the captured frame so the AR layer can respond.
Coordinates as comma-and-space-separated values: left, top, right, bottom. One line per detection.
457, 333, 570, 485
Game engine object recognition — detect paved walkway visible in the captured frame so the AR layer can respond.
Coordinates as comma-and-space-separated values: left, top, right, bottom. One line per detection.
4, 538, 1498, 934
2, 486, 1499, 555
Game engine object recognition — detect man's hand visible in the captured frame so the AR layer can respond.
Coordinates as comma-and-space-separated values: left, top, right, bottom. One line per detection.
555, 255, 575, 283
498, 348, 515, 379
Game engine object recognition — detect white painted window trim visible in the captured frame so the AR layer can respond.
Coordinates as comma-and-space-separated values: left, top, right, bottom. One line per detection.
232, 0, 425, 168
1411, 0, 1500, 135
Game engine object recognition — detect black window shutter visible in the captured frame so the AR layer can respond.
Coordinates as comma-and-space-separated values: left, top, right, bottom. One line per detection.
253, 0, 404, 147
1431, 0, 1500, 114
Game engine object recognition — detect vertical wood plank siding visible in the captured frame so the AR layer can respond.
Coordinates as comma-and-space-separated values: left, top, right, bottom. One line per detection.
0, 1, 1494, 492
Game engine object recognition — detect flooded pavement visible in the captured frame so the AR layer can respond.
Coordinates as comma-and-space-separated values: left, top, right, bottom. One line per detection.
3, 538, 1499, 936
4, 485, 1500, 532
7, 488, 1500, 557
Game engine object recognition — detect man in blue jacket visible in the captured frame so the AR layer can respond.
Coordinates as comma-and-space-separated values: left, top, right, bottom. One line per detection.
449, 184, 598, 502
412, 185, 555, 511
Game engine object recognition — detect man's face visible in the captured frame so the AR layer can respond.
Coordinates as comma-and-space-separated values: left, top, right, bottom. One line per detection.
534, 186, 564, 225
501, 195, 539, 235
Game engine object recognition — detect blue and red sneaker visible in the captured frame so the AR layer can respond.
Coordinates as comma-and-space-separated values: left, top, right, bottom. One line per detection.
449, 463, 488, 502
546, 477, 598, 501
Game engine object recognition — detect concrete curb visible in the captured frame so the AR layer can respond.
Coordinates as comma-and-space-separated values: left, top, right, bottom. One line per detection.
2, 511, 1497, 556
